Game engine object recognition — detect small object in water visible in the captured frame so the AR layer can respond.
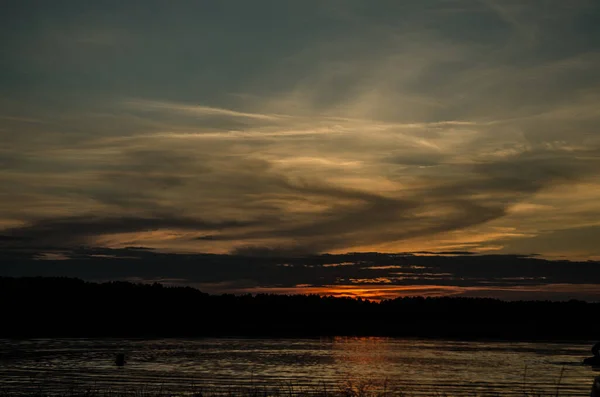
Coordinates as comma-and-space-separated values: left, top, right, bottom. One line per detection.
584, 356, 600, 366
591, 376, 600, 397
115, 353, 126, 367
585, 342, 600, 366
593, 342, 600, 357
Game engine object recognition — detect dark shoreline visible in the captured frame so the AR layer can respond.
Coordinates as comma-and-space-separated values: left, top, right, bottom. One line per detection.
2, 277, 599, 341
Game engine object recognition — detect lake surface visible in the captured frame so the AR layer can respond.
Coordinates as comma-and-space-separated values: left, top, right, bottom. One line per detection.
0, 338, 598, 396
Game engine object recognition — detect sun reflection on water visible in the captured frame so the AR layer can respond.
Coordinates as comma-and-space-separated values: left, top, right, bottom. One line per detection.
0, 338, 595, 396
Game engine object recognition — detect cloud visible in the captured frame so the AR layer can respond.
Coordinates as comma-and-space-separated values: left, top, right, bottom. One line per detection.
1, 114, 599, 255
0, 0, 599, 260
3, 216, 260, 247
124, 99, 284, 121
1, 248, 599, 300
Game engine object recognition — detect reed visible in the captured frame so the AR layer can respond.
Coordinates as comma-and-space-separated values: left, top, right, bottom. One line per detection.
0, 379, 581, 397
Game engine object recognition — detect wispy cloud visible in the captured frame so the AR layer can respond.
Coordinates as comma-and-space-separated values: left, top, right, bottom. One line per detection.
124, 99, 285, 121
1, 0, 600, 264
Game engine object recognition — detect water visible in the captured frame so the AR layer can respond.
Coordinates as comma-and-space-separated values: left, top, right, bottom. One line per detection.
0, 338, 597, 396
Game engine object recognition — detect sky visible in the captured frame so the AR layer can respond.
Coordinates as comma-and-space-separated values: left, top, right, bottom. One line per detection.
1, 1, 600, 300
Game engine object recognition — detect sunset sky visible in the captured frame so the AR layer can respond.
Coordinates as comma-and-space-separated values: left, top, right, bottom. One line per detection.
2, 1, 600, 300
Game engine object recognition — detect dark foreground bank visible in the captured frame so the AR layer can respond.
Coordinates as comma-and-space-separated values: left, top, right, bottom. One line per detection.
1, 277, 599, 339
0, 379, 594, 397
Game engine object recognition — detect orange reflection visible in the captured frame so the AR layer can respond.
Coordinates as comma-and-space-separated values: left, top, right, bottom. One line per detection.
329, 336, 396, 386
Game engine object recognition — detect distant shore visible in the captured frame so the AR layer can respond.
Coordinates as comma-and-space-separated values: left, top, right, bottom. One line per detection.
2, 276, 599, 340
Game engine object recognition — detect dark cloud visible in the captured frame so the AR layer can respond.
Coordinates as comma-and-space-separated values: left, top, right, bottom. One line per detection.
0, 235, 31, 242
1, 247, 599, 300
2, 215, 260, 247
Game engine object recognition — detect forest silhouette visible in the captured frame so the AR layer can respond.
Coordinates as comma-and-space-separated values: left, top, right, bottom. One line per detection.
2, 277, 598, 340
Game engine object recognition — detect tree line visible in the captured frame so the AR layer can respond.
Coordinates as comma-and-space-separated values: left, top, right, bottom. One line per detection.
1, 277, 598, 340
